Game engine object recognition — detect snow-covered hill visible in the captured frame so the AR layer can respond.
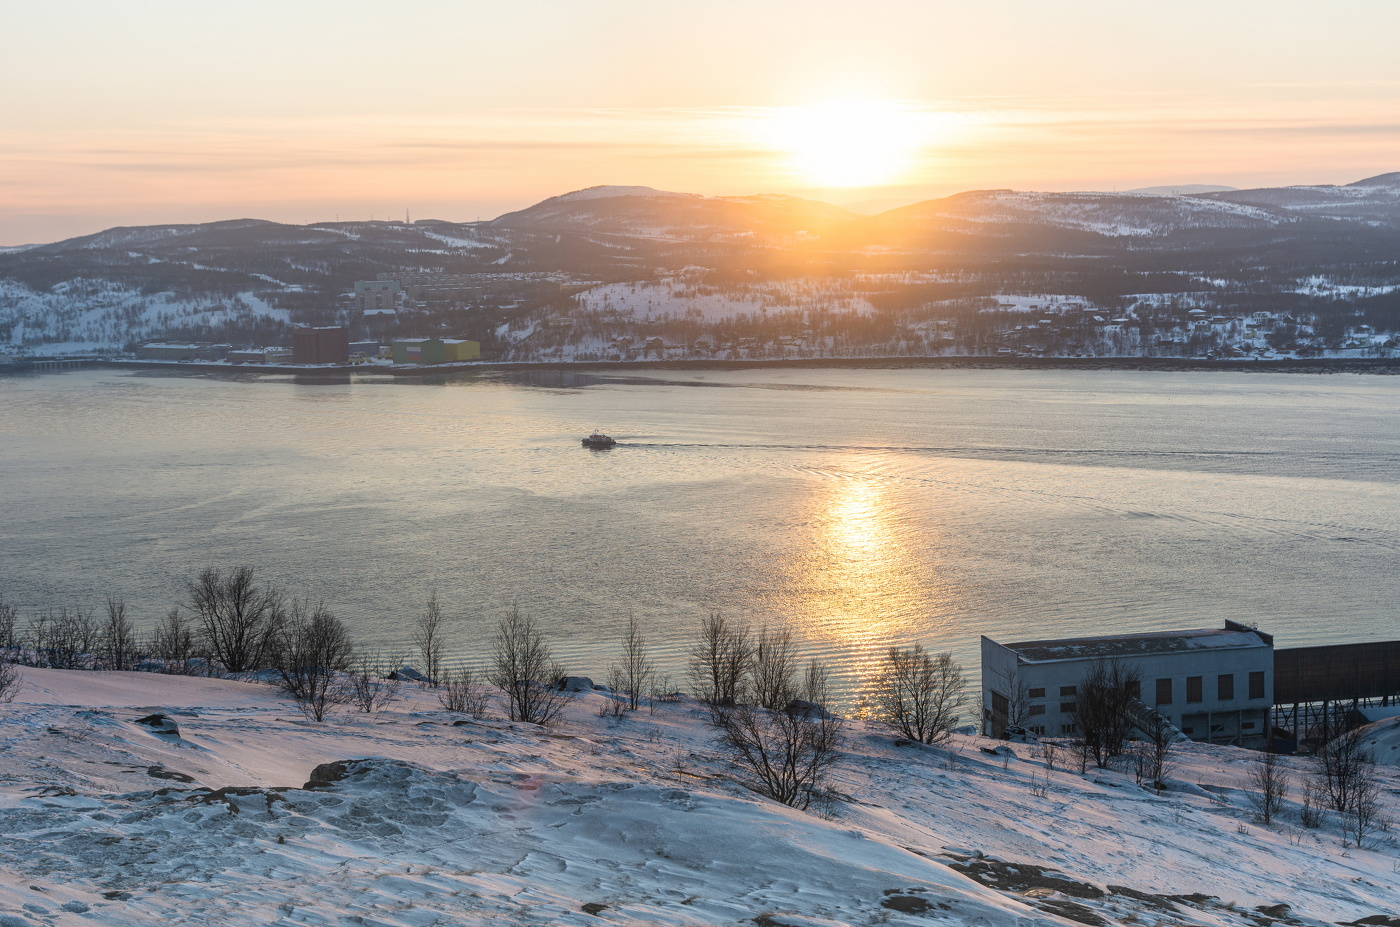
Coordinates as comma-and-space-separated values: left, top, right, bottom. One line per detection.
1, 667, 1396, 927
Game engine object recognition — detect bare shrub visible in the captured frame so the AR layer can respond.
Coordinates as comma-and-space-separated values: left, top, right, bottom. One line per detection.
1245, 749, 1290, 824
347, 652, 402, 713
489, 608, 571, 725
800, 658, 831, 709
1299, 779, 1326, 828
273, 603, 354, 722
188, 566, 284, 674
717, 700, 842, 809
607, 615, 655, 712
870, 645, 966, 745
750, 628, 799, 710
1073, 659, 1141, 768
100, 597, 139, 671
28, 607, 98, 669
1344, 775, 1384, 849
1315, 728, 1377, 815
412, 593, 446, 686
150, 608, 197, 674
439, 667, 491, 718
688, 612, 751, 711
1134, 711, 1176, 791
0, 657, 21, 703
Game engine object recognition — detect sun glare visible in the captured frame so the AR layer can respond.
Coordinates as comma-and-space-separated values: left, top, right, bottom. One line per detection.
768, 99, 931, 189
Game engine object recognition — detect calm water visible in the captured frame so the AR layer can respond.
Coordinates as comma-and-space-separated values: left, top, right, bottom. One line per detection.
3, 366, 1399, 697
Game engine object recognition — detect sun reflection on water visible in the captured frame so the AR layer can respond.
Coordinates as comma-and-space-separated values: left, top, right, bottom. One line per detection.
787, 459, 961, 695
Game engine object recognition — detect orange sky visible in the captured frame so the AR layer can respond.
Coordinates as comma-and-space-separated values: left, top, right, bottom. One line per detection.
3, 1, 1398, 245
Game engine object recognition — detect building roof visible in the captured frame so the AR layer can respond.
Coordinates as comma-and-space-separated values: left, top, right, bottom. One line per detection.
999, 622, 1271, 663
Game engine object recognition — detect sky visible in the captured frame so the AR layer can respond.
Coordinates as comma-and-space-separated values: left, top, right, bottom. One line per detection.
2, 0, 1399, 245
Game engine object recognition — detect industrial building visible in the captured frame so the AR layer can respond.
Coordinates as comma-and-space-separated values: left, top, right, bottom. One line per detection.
981, 620, 1274, 747
391, 338, 481, 364
291, 326, 350, 365
137, 343, 230, 361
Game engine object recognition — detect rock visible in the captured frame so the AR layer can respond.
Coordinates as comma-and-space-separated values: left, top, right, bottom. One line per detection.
62, 901, 91, 913
134, 713, 179, 736
390, 665, 432, 684
304, 760, 364, 790
560, 676, 595, 691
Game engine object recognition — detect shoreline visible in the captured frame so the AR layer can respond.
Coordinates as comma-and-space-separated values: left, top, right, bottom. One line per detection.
4, 354, 1393, 377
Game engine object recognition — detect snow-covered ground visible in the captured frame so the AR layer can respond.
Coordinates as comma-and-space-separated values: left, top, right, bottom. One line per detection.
1, 667, 1397, 927
575, 278, 877, 324
0, 280, 289, 352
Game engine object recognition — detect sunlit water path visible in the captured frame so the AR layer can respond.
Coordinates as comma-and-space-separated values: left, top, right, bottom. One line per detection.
3, 366, 1398, 702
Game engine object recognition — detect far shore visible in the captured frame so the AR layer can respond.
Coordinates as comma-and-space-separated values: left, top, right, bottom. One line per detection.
3, 354, 1400, 377
84, 353, 1400, 376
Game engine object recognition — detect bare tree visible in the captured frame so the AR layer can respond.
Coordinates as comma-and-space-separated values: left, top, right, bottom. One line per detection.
1244, 749, 1289, 824
688, 612, 752, 711
149, 608, 197, 674
1314, 728, 1378, 815
346, 651, 402, 713
607, 615, 655, 711
489, 607, 571, 725
273, 602, 355, 721
1072, 659, 1142, 768
412, 593, 446, 686
716, 700, 842, 810
187, 566, 284, 674
439, 667, 491, 718
100, 597, 139, 671
870, 645, 966, 745
750, 628, 800, 710
989, 667, 1031, 736
0, 656, 20, 703
0, 595, 18, 653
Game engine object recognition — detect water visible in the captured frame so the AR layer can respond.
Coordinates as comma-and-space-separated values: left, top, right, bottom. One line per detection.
3, 366, 1398, 698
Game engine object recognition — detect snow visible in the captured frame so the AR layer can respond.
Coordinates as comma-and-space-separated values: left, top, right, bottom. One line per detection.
0, 280, 289, 351
553, 186, 691, 203
2, 666, 1397, 927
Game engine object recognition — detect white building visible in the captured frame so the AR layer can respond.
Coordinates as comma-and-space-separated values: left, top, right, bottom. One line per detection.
981, 620, 1273, 746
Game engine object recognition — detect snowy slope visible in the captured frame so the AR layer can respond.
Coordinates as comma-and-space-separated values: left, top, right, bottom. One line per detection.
1, 667, 1396, 927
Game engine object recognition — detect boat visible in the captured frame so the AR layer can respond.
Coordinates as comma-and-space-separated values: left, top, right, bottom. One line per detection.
582, 432, 617, 449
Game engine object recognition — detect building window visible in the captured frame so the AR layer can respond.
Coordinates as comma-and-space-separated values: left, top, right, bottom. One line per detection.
1186, 676, 1203, 704
1249, 671, 1265, 700
1218, 674, 1235, 701
1242, 721, 1256, 730
1060, 702, 1077, 714
1155, 678, 1173, 706
1029, 704, 1046, 716
1028, 687, 1045, 699
1029, 726, 1046, 736
1182, 726, 1195, 735
1126, 680, 1141, 700
1059, 685, 1077, 697
1060, 723, 1078, 735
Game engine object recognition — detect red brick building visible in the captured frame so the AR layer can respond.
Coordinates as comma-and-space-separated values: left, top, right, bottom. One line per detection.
291, 326, 350, 365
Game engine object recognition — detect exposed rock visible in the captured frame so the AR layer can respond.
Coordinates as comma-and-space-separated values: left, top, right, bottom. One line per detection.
133, 713, 179, 736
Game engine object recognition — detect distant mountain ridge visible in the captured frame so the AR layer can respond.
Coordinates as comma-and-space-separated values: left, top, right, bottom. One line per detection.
2, 172, 1397, 357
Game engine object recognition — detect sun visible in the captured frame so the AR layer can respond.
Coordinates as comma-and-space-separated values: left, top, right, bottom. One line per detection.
768, 98, 930, 189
